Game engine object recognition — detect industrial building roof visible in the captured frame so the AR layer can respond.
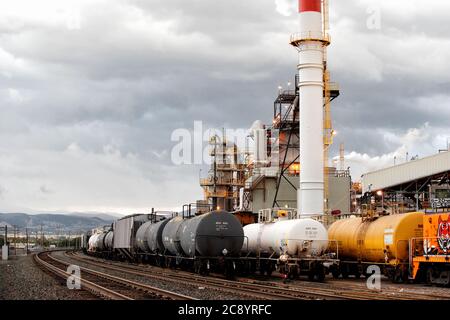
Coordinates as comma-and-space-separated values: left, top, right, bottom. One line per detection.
361, 151, 450, 193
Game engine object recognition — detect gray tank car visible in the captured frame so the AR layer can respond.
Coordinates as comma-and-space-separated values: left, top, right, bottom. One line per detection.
179, 211, 244, 257
135, 219, 170, 253
162, 216, 185, 256
95, 233, 107, 252
87, 210, 245, 278
104, 231, 114, 251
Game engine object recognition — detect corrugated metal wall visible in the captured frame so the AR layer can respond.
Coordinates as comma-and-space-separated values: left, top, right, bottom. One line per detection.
113, 218, 133, 249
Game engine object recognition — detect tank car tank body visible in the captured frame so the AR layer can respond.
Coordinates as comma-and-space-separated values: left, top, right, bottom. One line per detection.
86, 210, 245, 278
162, 216, 185, 256
104, 231, 114, 251
160, 211, 244, 276
88, 233, 100, 252
178, 210, 244, 257
242, 209, 338, 281
135, 218, 170, 265
95, 233, 107, 252
136, 219, 170, 253
328, 211, 424, 282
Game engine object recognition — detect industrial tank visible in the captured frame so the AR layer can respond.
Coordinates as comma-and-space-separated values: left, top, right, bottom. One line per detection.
135, 219, 170, 253
135, 221, 153, 252
104, 231, 114, 251
88, 233, 100, 252
162, 216, 185, 256
179, 211, 244, 257
146, 219, 170, 253
328, 212, 424, 263
243, 218, 328, 257
95, 233, 107, 251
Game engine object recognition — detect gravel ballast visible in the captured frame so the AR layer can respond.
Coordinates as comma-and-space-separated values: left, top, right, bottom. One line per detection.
0, 254, 95, 300
54, 251, 253, 300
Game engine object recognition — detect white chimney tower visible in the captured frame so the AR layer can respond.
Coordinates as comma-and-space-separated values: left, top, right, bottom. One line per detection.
291, 0, 328, 217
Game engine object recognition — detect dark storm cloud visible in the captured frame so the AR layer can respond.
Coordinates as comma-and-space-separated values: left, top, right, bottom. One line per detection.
0, 0, 449, 213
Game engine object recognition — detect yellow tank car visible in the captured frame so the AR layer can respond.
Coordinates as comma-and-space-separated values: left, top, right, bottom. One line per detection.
328, 212, 424, 282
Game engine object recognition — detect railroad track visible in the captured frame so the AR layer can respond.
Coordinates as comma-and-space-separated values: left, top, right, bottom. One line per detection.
288, 276, 450, 301
34, 251, 195, 300
237, 277, 446, 301
65, 251, 409, 300
64, 252, 313, 300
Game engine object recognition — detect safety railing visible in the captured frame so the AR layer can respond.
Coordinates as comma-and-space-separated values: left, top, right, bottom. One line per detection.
200, 177, 245, 186
290, 32, 331, 45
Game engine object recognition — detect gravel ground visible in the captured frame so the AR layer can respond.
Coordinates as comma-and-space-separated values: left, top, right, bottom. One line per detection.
54, 251, 259, 300
0, 254, 96, 300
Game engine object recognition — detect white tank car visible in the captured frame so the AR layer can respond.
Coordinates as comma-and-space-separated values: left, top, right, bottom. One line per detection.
243, 211, 328, 257
88, 233, 100, 252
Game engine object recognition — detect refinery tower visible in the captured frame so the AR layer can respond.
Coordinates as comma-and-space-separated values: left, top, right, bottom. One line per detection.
292, 0, 331, 218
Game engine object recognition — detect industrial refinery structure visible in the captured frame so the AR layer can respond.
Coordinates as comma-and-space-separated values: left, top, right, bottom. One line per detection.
199, 0, 351, 226
85, 0, 450, 286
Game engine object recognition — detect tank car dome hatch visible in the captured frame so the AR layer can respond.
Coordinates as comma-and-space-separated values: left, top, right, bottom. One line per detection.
179, 210, 244, 257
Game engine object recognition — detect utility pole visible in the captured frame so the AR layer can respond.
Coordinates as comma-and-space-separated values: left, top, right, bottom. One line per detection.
13, 225, 16, 256
26, 228, 29, 255
40, 224, 44, 249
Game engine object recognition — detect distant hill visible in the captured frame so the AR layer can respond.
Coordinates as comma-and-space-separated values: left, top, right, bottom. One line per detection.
0, 213, 113, 233
66, 212, 122, 222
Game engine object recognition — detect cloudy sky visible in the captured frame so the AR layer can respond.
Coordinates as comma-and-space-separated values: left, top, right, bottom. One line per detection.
0, 0, 449, 214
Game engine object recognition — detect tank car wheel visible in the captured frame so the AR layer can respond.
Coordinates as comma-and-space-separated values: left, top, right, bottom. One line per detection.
288, 267, 299, 280
194, 261, 203, 275
393, 268, 405, 284
317, 271, 326, 282
426, 267, 434, 286
341, 269, 349, 279
224, 261, 236, 280
331, 268, 340, 279
165, 257, 173, 269
266, 265, 273, 277
259, 263, 266, 276
315, 265, 326, 282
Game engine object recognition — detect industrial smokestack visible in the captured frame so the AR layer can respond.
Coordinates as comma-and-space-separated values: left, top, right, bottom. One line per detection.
294, 0, 327, 217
